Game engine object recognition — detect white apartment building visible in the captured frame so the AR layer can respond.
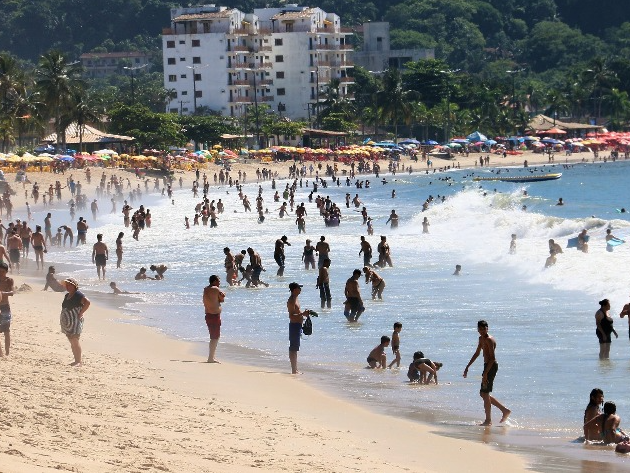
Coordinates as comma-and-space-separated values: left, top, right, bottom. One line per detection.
162, 4, 354, 121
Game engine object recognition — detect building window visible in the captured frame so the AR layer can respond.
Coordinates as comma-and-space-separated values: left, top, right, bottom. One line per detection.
275, 38, 283, 46
182, 91, 188, 95
179, 40, 185, 44
195, 91, 202, 98
167, 58, 176, 65
203, 23, 211, 33
181, 74, 187, 79
275, 55, 284, 63
194, 73, 201, 81
167, 41, 175, 48
172, 91, 178, 98
276, 71, 285, 79
135, 58, 140, 63
192, 39, 201, 47
170, 108, 178, 113
180, 57, 186, 62
277, 88, 286, 96
168, 75, 177, 82
193, 57, 201, 64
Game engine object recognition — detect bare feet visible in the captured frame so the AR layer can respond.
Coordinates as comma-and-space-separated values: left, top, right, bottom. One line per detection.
291, 371, 303, 375
479, 421, 492, 426
70, 361, 82, 367
206, 359, 221, 364
500, 409, 511, 423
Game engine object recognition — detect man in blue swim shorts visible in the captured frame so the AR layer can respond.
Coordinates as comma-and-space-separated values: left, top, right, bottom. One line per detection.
287, 282, 310, 374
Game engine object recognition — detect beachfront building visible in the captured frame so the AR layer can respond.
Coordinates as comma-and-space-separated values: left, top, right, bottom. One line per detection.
80, 52, 151, 78
161, 4, 354, 121
351, 22, 434, 72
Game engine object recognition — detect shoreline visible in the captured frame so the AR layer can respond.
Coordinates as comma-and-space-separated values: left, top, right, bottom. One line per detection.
1, 270, 531, 473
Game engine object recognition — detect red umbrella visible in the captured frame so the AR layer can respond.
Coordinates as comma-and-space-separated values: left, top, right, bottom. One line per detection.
538, 127, 567, 135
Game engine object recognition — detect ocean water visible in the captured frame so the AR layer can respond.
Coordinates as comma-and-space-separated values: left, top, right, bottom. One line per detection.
41, 160, 630, 456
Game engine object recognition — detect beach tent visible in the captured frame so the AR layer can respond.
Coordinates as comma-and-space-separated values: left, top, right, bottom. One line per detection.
467, 131, 488, 142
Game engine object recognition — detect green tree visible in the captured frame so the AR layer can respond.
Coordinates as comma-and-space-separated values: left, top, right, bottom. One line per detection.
378, 68, 415, 142
108, 104, 186, 150
36, 50, 86, 150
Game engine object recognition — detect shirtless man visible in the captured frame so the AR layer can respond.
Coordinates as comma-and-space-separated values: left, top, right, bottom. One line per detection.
76, 217, 88, 246
30, 225, 47, 270
463, 320, 511, 426
315, 235, 330, 269
0, 262, 15, 356
344, 269, 365, 322
359, 236, 372, 267
19, 221, 32, 258
92, 234, 109, 280
583, 388, 604, 441
287, 282, 310, 374
203, 275, 225, 363
274, 235, 291, 277
6, 231, 23, 273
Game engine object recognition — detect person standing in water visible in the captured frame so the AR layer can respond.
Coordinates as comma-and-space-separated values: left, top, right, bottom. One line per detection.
287, 282, 310, 374
203, 275, 224, 363
595, 298, 617, 359
463, 320, 511, 426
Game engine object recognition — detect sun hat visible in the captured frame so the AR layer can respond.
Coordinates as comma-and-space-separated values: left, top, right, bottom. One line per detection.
63, 277, 79, 289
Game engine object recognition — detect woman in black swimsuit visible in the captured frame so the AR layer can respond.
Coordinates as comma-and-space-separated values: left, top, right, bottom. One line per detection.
595, 299, 617, 360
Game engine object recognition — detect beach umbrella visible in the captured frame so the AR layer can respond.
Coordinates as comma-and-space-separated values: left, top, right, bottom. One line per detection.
467, 131, 488, 142
451, 138, 470, 144
398, 139, 420, 145
485, 139, 497, 145
523, 136, 539, 141
539, 127, 567, 135
447, 143, 462, 148
423, 140, 439, 145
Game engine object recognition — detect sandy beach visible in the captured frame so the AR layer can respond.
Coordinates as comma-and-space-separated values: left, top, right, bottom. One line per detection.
0, 148, 602, 472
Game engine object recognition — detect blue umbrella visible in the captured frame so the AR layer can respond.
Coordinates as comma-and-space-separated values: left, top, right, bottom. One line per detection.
485, 139, 497, 145
399, 139, 420, 145
467, 131, 488, 142
423, 140, 439, 145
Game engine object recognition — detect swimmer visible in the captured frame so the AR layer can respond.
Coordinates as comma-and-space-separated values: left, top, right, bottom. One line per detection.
453, 264, 461, 276
110, 282, 138, 295
509, 234, 516, 254
556, 197, 564, 206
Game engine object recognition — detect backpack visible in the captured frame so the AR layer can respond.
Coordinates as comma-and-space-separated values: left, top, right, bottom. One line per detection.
302, 316, 313, 336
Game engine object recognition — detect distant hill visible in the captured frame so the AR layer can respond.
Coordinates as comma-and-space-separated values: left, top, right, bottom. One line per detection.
1, 0, 627, 75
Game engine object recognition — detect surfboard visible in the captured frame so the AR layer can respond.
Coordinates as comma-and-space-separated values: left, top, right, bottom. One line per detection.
607, 238, 625, 247
567, 235, 590, 248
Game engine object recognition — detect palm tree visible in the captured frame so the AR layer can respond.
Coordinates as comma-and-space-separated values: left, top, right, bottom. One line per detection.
582, 57, 617, 119
378, 68, 415, 143
70, 91, 101, 152
604, 88, 630, 129
36, 50, 85, 150
544, 89, 570, 124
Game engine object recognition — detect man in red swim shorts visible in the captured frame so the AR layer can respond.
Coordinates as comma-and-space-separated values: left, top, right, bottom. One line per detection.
203, 275, 225, 363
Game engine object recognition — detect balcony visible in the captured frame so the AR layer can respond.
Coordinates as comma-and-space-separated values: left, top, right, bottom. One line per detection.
258, 79, 274, 86
339, 77, 355, 83
231, 96, 253, 103
340, 27, 354, 34
162, 28, 174, 35
230, 28, 249, 35
339, 44, 353, 50
229, 62, 251, 69
333, 60, 354, 68
313, 43, 335, 50
316, 27, 335, 34
231, 45, 249, 52
230, 79, 251, 86
258, 96, 274, 102
316, 61, 332, 68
